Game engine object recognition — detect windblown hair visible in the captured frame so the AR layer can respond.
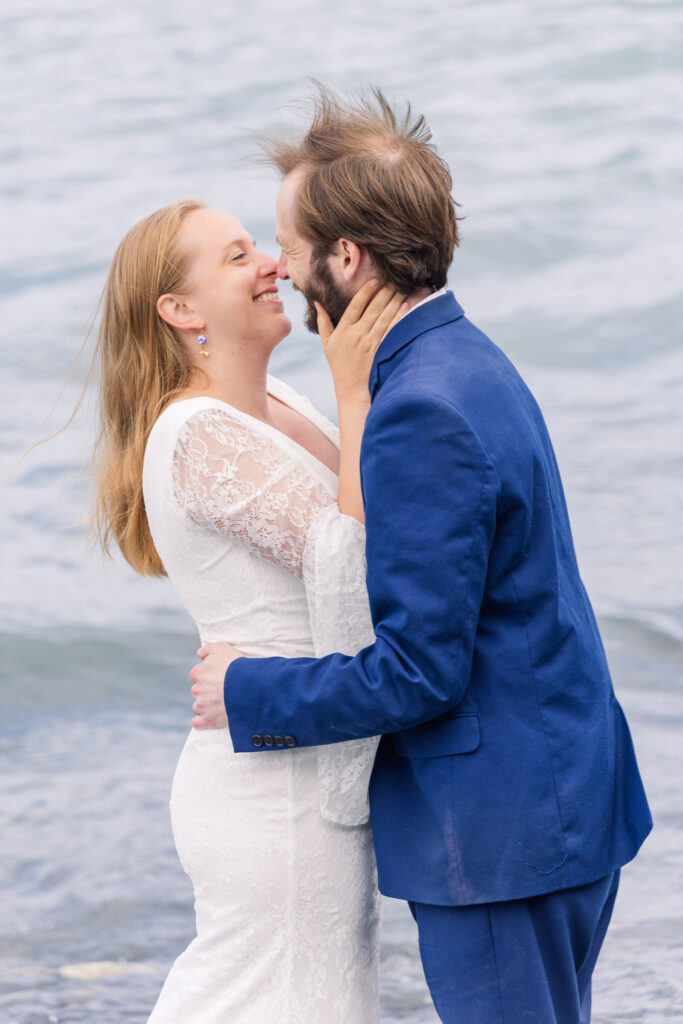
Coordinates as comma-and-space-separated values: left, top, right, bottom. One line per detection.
92, 199, 204, 577
263, 85, 459, 292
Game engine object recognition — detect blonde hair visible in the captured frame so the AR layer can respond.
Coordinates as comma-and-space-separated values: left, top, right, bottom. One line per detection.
92, 199, 203, 577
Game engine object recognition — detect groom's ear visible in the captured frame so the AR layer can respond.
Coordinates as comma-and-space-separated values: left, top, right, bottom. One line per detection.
335, 238, 368, 284
157, 293, 204, 333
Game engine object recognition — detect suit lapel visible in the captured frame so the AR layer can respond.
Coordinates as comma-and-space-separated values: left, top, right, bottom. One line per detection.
368, 291, 465, 398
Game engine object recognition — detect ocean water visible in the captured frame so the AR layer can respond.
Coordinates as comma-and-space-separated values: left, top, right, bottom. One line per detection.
1, 0, 682, 1021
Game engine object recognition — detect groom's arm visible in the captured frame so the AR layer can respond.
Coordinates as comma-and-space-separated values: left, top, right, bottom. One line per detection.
222, 391, 499, 750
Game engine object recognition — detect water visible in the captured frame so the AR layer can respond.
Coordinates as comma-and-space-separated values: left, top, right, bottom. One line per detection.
1, 0, 682, 1020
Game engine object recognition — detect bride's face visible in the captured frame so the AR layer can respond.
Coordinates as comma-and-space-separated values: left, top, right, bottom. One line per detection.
177, 208, 291, 348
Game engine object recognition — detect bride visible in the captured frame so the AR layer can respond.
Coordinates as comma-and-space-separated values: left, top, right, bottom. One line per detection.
93, 199, 404, 1022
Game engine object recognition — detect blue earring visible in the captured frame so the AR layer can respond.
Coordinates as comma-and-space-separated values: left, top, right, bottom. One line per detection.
197, 333, 209, 357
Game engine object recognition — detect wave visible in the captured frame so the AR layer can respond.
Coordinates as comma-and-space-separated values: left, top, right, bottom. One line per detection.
1, 627, 198, 723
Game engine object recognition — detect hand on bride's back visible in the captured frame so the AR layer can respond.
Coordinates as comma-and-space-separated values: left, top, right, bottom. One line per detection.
190, 641, 244, 729
316, 281, 406, 406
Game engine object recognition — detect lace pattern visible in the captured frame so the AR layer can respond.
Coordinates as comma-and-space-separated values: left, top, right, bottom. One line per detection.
303, 505, 380, 826
172, 408, 335, 579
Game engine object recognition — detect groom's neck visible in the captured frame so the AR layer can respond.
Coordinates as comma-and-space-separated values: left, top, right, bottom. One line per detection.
403, 287, 434, 311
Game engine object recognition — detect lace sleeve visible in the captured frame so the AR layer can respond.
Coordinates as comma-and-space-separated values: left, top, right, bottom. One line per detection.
303, 505, 380, 827
302, 505, 375, 657
172, 408, 335, 579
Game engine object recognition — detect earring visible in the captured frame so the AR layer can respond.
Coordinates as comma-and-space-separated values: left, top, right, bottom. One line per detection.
197, 333, 209, 357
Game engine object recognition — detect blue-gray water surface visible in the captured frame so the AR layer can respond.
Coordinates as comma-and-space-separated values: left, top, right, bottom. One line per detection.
1, 1, 682, 1021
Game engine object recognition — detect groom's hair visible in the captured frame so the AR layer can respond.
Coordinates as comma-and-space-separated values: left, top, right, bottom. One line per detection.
262, 85, 459, 293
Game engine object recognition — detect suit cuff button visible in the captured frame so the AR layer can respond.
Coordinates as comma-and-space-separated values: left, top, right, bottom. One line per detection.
284, 735, 296, 747
251, 735, 263, 748
274, 735, 285, 747
263, 734, 274, 747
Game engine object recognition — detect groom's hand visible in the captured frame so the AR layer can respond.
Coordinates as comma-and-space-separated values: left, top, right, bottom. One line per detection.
189, 642, 243, 730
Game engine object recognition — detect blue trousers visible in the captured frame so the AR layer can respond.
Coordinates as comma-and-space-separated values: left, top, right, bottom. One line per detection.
409, 870, 620, 1024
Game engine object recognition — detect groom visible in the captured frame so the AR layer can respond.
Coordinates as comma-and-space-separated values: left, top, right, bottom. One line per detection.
190, 88, 651, 1022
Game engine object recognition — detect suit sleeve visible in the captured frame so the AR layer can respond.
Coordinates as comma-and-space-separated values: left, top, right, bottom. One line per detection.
224, 391, 500, 751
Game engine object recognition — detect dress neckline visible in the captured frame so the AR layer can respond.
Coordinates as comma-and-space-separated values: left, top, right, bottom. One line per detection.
163, 377, 339, 490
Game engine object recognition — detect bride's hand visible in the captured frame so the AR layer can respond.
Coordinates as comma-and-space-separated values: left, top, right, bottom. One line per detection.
316, 281, 407, 406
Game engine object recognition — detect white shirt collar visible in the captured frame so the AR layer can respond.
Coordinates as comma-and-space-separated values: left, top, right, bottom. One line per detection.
398, 287, 447, 324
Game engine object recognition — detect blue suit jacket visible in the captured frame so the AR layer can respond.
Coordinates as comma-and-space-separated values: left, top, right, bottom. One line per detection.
224, 292, 651, 906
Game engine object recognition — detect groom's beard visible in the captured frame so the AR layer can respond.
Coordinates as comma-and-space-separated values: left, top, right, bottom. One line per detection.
298, 252, 352, 334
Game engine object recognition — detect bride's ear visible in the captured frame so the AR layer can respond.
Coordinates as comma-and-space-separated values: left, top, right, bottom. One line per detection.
157, 293, 204, 332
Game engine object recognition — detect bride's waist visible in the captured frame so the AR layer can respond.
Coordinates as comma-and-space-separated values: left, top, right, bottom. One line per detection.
196, 632, 315, 659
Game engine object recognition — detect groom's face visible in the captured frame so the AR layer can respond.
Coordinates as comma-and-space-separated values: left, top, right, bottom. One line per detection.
298, 249, 352, 333
276, 170, 352, 334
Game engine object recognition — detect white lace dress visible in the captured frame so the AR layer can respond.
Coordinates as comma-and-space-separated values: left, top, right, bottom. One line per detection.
141, 376, 380, 1024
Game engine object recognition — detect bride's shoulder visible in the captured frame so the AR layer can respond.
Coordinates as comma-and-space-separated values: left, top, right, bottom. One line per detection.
146, 396, 215, 442
146, 398, 279, 475
145, 399, 237, 468
149, 395, 246, 440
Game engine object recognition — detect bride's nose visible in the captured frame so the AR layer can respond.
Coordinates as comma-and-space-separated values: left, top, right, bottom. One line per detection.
257, 252, 278, 278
